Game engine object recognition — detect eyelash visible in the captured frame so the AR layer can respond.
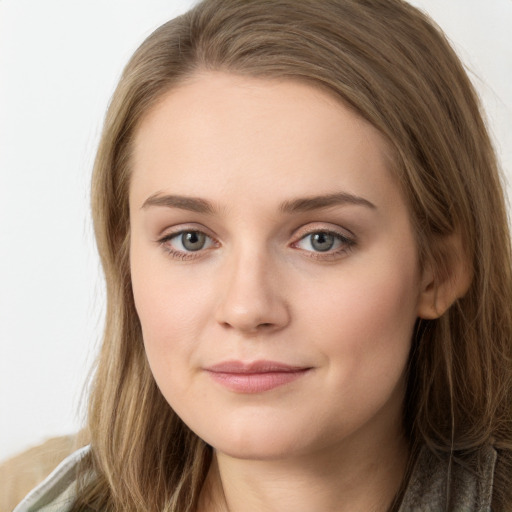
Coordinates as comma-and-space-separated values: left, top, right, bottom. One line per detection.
157, 227, 356, 261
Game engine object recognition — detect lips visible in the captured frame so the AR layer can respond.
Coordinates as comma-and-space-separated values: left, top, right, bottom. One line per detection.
204, 360, 311, 393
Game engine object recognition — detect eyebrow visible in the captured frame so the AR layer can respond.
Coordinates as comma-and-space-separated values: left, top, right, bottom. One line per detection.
279, 192, 376, 213
141, 193, 215, 214
141, 191, 376, 214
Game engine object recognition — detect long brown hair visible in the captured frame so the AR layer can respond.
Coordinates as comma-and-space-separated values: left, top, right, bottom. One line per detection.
75, 1, 512, 510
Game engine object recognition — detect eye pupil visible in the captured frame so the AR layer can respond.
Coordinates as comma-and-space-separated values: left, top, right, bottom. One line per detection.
182, 231, 206, 251
311, 232, 335, 252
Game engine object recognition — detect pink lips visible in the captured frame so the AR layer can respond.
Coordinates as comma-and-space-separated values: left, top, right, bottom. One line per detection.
204, 360, 311, 393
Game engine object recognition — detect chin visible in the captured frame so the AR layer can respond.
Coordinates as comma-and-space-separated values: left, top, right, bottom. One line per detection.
213, 437, 304, 461
193, 417, 325, 462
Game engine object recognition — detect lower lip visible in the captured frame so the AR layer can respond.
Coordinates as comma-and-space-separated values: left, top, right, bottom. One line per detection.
206, 369, 310, 393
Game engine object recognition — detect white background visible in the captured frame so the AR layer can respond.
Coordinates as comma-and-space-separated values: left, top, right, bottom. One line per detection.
1, 0, 511, 463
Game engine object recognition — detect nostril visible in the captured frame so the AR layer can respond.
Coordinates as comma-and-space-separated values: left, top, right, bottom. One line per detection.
258, 323, 273, 329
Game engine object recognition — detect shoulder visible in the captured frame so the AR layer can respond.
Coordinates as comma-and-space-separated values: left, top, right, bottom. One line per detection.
12, 445, 91, 512
400, 444, 497, 511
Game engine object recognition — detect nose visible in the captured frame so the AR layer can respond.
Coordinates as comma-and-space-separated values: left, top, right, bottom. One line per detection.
214, 248, 290, 335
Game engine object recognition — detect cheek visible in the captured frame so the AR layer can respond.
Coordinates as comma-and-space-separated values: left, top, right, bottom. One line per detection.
289, 261, 420, 440
131, 271, 208, 421
301, 256, 420, 373
130, 244, 207, 369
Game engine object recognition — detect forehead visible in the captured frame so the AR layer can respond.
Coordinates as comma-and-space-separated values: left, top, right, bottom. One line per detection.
129, 72, 401, 213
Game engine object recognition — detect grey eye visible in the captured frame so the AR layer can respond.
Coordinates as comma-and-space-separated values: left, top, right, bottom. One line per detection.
181, 231, 207, 251
295, 230, 350, 254
310, 232, 336, 252
161, 229, 216, 257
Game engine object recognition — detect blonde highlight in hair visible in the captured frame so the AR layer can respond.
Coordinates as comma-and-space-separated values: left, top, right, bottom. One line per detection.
74, 1, 512, 510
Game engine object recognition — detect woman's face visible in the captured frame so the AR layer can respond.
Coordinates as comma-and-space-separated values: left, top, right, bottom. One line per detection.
129, 73, 426, 460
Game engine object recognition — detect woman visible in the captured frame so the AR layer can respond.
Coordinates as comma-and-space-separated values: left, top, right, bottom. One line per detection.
15, 0, 512, 510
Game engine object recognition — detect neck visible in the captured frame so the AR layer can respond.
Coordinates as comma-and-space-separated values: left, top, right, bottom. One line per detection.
198, 426, 409, 512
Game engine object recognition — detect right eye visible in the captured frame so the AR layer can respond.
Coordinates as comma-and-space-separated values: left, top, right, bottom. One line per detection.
160, 230, 216, 257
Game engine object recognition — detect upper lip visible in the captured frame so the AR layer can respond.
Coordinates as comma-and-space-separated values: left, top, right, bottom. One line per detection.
205, 360, 310, 373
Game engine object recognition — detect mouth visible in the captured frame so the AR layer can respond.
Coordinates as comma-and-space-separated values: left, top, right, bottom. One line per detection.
204, 360, 312, 393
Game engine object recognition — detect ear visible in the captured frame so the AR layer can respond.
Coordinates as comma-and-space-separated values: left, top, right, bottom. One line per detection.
417, 232, 472, 319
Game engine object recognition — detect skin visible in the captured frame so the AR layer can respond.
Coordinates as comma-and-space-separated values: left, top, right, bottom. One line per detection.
129, 72, 433, 512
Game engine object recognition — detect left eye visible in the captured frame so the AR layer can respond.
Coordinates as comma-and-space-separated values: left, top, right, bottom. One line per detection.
295, 231, 348, 252
166, 230, 215, 252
